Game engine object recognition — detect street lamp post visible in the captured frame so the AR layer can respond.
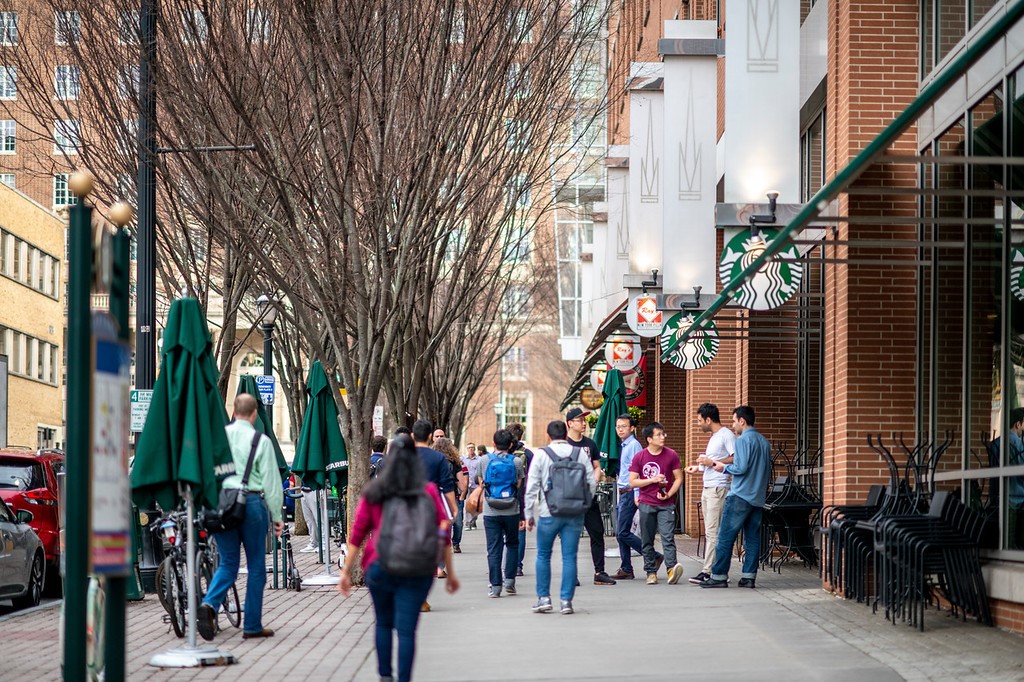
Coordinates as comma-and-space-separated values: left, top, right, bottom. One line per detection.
255, 294, 280, 588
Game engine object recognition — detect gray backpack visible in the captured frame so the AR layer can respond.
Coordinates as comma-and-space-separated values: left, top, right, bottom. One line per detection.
376, 491, 440, 576
540, 446, 591, 517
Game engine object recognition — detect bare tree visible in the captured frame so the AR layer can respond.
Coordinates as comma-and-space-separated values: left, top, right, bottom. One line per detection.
1, 0, 614, 514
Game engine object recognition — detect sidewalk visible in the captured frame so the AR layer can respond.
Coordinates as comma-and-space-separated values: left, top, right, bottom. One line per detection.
5, 528, 1024, 680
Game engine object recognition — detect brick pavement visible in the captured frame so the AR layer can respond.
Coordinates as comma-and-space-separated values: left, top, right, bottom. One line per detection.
5, 532, 1024, 680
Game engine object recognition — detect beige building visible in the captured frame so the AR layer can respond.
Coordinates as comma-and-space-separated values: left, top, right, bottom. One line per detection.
0, 182, 64, 448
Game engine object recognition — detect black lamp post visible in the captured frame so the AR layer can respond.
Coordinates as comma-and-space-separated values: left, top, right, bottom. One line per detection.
255, 294, 278, 428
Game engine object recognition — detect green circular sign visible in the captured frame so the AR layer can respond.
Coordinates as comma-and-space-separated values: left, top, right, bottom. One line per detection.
719, 228, 803, 310
660, 313, 718, 370
1012, 247, 1024, 302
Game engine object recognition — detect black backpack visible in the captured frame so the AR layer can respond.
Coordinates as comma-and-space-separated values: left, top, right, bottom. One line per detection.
540, 446, 592, 517
376, 490, 441, 576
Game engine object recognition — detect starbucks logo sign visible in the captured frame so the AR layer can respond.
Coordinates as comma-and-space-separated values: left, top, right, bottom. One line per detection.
719, 228, 802, 310
1012, 247, 1024, 302
660, 313, 718, 370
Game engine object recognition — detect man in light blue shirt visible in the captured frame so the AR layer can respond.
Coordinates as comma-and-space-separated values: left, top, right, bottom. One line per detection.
612, 414, 649, 579
702, 405, 771, 589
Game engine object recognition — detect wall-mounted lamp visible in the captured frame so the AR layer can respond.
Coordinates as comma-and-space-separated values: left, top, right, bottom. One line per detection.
748, 190, 780, 241
641, 268, 659, 294
680, 285, 702, 309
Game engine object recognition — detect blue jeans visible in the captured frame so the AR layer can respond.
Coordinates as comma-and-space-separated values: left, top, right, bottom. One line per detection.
615, 491, 643, 573
535, 515, 584, 602
483, 515, 520, 586
365, 561, 434, 682
203, 495, 269, 634
518, 528, 527, 569
452, 498, 464, 546
711, 495, 763, 580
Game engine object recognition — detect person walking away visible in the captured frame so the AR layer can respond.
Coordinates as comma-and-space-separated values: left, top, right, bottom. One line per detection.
198, 394, 283, 640
524, 420, 597, 615
565, 407, 616, 586
412, 419, 457, 608
462, 443, 480, 530
612, 414, 646, 579
370, 435, 387, 478
338, 434, 460, 682
434, 437, 467, 554
478, 429, 526, 597
701, 405, 772, 589
684, 403, 736, 585
506, 421, 533, 576
629, 421, 684, 585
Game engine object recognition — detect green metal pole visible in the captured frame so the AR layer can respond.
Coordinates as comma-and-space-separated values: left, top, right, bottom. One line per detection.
103, 226, 132, 682
64, 198, 92, 681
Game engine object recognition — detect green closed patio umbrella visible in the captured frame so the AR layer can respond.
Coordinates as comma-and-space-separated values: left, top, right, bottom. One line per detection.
593, 368, 628, 477
235, 374, 289, 477
130, 297, 237, 667
291, 360, 348, 580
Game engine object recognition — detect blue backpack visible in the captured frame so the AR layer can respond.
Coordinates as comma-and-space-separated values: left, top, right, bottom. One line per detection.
483, 454, 518, 510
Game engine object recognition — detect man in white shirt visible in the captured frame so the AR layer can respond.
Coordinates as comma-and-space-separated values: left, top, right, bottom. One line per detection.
524, 420, 598, 615
685, 403, 736, 585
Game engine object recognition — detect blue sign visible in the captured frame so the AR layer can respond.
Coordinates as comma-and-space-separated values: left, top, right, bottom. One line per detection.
254, 374, 276, 405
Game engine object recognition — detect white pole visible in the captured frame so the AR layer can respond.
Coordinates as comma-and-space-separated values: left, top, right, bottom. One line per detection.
322, 489, 332, 575
184, 485, 198, 649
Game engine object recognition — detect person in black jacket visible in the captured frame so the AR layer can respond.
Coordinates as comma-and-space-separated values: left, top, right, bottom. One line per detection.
565, 407, 616, 586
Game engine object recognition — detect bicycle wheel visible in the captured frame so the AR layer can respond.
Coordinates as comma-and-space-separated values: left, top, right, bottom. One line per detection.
162, 558, 185, 638
223, 584, 241, 628
155, 559, 172, 616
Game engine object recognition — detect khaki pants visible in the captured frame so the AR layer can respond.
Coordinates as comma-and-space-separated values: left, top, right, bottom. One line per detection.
701, 486, 729, 574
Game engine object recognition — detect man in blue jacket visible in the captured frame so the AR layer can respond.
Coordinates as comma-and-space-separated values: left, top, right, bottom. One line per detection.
701, 405, 771, 589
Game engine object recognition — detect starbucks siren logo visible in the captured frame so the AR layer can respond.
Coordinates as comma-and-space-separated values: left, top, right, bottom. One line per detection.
660, 312, 718, 370
719, 228, 802, 310
1011, 247, 1024, 302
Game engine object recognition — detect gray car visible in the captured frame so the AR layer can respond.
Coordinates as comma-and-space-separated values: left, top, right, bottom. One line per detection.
0, 497, 44, 609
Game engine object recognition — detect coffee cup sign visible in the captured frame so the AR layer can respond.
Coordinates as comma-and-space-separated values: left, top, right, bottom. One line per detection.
604, 336, 641, 371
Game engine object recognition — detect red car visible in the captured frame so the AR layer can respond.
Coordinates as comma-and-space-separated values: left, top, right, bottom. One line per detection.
0, 449, 64, 584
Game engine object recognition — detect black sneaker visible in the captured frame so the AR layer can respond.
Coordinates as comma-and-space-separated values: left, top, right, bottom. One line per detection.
737, 578, 756, 589
197, 603, 217, 641
453, 544, 461, 554
593, 572, 616, 585
688, 572, 711, 585
516, 566, 525, 577
700, 578, 729, 589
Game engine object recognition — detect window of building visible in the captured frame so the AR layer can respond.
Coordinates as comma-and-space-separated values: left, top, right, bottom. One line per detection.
443, 8, 464, 44
182, 9, 208, 43
502, 220, 530, 262
54, 64, 80, 99
54, 119, 80, 155
800, 109, 825, 202
38, 426, 56, 449
26, 249, 34, 288
50, 345, 58, 385
55, 11, 81, 46
244, 7, 271, 43
503, 394, 528, 431
12, 237, 21, 279
509, 9, 531, 43
0, 66, 16, 100
502, 348, 528, 380
118, 11, 139, 44
505, 119, 531, 151
0, 173, 12, 189
0, 12, 17, 46
507, 63, 531, 99
34, 252, 44, 291
0, 119, 14, 153
118, 64, 140, 99
505, 174, 530, 209
54, 173, 77, 206
10, 331, 21, 375
0, 234, 6, 274
502, 285, 530, 318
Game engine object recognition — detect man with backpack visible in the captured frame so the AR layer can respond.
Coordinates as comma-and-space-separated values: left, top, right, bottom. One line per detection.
369, 435, 387, 479
477, 429, 526, 597
524, 420, 597, 615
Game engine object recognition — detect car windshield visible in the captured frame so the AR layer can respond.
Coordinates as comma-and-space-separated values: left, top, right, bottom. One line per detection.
0, 459, 45, 491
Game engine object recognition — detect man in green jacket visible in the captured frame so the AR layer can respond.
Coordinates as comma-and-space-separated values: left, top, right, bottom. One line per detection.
198, 393, 283, 640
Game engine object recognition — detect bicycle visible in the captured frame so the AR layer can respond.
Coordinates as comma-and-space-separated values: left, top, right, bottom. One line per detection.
281, 487, 304, 592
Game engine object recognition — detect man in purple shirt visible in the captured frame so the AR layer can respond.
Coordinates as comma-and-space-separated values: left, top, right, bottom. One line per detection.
629, 422, 684, 585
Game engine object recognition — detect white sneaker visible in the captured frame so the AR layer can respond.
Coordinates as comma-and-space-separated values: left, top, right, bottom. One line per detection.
299, 545, 319, 553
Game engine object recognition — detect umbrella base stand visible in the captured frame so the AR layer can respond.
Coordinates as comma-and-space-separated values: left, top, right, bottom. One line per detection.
302, 573, 339, 586
149, 644, 237, 668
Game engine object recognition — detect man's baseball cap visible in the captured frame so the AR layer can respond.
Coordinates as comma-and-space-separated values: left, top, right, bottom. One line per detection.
565, 407, 590, 422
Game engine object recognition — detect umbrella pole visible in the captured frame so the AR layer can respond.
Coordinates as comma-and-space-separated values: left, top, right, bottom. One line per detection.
148, 485, 237, 668
317, 491, 324, 564
303, 487, 338, 586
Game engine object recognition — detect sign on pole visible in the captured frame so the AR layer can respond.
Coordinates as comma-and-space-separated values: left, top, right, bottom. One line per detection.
255, 374, 276, 405
129, 389, 153, 433
92, 338, 132, 575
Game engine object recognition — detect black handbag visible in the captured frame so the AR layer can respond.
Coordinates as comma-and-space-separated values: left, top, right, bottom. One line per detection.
206, 432, 262, 532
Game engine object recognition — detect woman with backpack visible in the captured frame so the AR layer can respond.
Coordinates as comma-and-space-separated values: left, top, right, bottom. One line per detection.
433, 437, 467, 556
338, 434, 460, 682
